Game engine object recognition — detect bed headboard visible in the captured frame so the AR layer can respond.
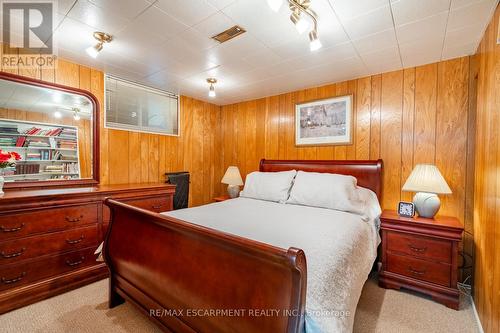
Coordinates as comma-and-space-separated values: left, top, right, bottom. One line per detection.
259, 159, 383, 199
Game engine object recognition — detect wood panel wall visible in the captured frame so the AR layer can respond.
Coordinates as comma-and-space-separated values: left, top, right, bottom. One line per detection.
220, 57, 477, 280
0, 57, 223, 207
473, 4, 500, 332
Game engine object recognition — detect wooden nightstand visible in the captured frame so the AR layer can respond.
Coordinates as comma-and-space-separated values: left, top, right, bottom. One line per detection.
213, 195, 231, 202
378, 210, 463, 309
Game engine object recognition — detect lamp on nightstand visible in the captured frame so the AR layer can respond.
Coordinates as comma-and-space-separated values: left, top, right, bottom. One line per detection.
221, 166, 243, 198
402, 164, 452, 218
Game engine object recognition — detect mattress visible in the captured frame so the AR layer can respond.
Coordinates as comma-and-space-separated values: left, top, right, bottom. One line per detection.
163, 194, 381, 333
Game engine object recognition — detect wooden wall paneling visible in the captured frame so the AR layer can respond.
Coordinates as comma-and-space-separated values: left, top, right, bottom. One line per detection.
436, 58, 469, 222
400, 68, 416, 202
55, 59, 79, 87
473, 5, 500, 332
255, 98, 266, 172
379, 71, 403, 209
128, 132, 141, 183
414, 63, 438, 164
148, 134, 160, 182
108, 129, 129, 184
265, 96, 279, 159
139, 133, 150, 183
346, 80, 357, 160
244, 100, 258, 176
284, 92, 296, 160
355, 77, 371, 160
370, 74, 382, 160
191, 98, 204, 207
91, 69, 107, 185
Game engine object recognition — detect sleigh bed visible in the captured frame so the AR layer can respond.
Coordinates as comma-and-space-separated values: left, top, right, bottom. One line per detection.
103, 159, 383, 333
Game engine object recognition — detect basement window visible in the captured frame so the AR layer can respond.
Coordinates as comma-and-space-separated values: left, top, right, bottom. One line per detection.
104, 75, 179, 136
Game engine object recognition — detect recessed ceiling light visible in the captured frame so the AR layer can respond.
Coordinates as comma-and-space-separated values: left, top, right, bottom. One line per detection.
86, 32, 113, 59
207, 78, 217, 98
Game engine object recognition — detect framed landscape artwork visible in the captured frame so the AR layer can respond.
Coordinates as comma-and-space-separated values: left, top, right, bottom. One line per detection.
295, 95, 353, 146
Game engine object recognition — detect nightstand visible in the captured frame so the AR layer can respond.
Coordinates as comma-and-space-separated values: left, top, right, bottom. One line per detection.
213, 195, 231, 202
378, 210, 463, 310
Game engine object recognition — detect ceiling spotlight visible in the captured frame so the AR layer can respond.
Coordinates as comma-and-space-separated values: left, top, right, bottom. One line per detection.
54, 111, 62, 119
309, 29, 322, 51
207, 78, 217, 98
267, 0, 284, 12
86, 32, 113, 59
290, 11, 309, 34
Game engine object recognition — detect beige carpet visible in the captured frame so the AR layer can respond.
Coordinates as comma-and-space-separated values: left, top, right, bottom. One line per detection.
0, 277, 480, 333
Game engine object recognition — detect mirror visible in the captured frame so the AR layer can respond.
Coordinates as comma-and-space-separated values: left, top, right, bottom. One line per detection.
0, 74, 99, 188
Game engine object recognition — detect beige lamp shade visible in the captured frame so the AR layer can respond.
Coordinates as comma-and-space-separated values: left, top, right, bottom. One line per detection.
221, 166, 243, 186
402, 164, 452, 194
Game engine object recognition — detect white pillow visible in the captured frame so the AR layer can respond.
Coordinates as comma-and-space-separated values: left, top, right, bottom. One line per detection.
240, 170, 297, 203
286, 171, 365, 214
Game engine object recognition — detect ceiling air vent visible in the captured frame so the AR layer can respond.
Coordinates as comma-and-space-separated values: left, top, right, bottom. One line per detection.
211, 25, 246, 43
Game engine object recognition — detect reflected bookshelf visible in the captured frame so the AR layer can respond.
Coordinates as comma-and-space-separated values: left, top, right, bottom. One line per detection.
0, 119, 81, 182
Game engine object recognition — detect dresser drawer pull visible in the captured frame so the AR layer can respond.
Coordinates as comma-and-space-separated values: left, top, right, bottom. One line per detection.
408, 267, 426, 276
0, 223, 25, 233
65, 215, 84, 223
66, 235, 84, 244
66, 256, 85, 266
152, 203, 164, 210
408, 244, 427, 253
1, 272, 26, 284
1, 247, 26, 259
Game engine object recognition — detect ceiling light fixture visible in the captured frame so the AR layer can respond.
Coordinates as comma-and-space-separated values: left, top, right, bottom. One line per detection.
86, 32, 113, 59
54, 111, 62, 119
73, 108, 81, 121
269, 0, 322, 52
207, 78, 217, 98
267, 0, 284, 12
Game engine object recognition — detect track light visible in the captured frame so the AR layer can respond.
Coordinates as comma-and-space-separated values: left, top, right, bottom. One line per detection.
309, 29, 322, 51
207, 78, 217, 98
73, 108, 81, 121
267, 0, 284, 12
290, 11, 309, 34
86, 32, 112, 59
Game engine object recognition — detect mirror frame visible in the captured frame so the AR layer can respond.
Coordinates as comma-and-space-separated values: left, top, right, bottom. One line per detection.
0, 72, 100, 190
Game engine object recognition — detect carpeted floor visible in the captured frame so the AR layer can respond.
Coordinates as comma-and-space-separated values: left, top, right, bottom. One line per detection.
0, 277, 480, 333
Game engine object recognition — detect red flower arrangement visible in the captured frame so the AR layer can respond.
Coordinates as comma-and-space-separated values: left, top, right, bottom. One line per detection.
0, 150, 21, 169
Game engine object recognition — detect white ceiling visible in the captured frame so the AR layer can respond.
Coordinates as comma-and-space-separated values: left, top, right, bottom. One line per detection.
3, 0, 499, 105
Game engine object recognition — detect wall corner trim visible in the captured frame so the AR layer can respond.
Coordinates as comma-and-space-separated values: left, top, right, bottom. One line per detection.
471, 296, 485, 333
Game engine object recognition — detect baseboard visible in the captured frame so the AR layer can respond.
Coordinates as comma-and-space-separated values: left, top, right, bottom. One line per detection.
471, 296, 484, 333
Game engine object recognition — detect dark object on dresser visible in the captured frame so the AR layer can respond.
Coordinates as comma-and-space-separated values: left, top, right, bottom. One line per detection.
378, 210, 464, 310
104, 159, 383, 333
0, 183, 175, 314
166, 171, 189, 209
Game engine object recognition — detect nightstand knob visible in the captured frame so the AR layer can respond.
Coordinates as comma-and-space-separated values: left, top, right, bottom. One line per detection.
408, 267, 426, 276
408, 244, 427, 253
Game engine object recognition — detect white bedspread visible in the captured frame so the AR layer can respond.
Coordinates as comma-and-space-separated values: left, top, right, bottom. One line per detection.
163, 197, 381, 333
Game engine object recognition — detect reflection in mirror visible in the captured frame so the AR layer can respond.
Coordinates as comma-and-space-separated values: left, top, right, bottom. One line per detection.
0, 79, 93, 183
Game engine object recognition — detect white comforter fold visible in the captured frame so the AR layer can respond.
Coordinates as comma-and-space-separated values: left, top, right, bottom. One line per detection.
164, 197, 380, 333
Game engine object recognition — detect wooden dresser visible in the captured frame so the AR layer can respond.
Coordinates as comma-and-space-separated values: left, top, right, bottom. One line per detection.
0, 183, 175, 314
378, 210, 463, 309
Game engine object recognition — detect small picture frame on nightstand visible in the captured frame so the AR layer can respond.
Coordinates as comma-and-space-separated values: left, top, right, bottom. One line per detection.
398, 201, 415, 217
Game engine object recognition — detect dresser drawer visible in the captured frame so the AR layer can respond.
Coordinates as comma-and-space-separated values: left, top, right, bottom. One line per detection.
0, 247, 98, 292
0, 204, 98, 241
386, 253, 451, 287
386, 231, 452, 264
103, 195, 172, 222
0, 225, 99, 264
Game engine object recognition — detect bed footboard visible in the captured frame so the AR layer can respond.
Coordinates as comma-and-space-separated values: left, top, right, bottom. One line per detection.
103, 199, 307, 333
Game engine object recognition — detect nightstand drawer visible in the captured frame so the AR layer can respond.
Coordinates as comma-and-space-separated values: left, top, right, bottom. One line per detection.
387, 231, 452, 264
387, 253, 451, 287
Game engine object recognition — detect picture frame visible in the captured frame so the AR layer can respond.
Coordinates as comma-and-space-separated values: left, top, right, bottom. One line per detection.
398, 201, 415, 218
295, 95, 353, 146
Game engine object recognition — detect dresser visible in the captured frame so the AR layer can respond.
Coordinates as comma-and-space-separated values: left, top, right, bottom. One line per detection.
0, 183, 175, 314
378, 210, 463, 309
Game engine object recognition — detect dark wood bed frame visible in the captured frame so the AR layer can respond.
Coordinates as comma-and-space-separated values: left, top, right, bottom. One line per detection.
103, 159, 383, 333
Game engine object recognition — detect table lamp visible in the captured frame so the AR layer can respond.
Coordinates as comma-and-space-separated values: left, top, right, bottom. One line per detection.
221, 166, 243, 198
402, 164, 452, 218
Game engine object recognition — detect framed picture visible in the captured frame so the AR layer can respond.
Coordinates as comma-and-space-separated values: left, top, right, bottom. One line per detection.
295, 95, 353, 146
398, 201, 415, 218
